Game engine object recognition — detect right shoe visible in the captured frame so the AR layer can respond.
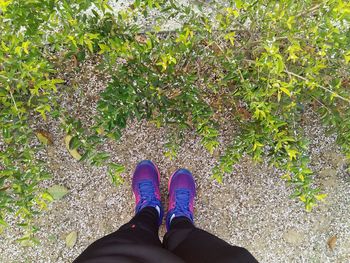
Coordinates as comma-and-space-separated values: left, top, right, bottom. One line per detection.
166, 168, 196, 231
132, 160, 163, 226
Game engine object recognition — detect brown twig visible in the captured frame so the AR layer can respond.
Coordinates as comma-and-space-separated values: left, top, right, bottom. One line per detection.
295, 3, 322, 18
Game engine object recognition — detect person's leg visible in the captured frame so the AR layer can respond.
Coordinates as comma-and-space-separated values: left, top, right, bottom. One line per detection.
75, 206, 161, 262
163, 216, 258, 263
74, 160, 164, 262
109, 206, 161, 246
163, 168, 258, 263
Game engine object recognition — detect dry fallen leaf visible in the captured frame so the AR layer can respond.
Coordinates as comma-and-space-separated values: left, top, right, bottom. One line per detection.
135, 34, 148, 44
64, 135, 82, 160
36, 130, 53, 145
237, 106, 252, 120
327, 235, 337, 251
66, 231, 78, 248
165, 88, 182, 99
72, 55, 78, 68
210, 42, 222, 54
47, 185, 69, 200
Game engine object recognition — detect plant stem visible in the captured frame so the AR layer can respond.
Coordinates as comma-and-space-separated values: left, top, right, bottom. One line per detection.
9, 90, 21, 118
284, 70, 350, 104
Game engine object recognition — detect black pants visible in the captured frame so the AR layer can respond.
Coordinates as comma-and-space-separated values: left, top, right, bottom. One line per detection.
74, 207, 258, 263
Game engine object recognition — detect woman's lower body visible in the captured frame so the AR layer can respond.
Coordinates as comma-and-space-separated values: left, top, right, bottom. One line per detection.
74, 161, 258, 263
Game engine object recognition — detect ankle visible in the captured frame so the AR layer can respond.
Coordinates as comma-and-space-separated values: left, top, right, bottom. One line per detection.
138, 206, 161, 217
169, 216, 194, 230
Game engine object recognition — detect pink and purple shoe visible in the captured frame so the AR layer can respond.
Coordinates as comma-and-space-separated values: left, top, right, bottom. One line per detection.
132, 160, 163, 225
166, 168, 196, 231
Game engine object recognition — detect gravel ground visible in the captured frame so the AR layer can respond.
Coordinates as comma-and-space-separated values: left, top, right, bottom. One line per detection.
0, 57, 349, 263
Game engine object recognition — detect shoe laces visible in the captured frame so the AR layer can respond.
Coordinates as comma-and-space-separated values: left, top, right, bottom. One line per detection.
138, 180, 158, 206
173, 189, 192, 217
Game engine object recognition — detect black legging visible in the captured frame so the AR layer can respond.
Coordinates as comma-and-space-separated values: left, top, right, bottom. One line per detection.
74, 207, 258, 263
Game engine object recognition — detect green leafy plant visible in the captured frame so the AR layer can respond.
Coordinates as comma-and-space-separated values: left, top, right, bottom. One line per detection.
94, 0, 350, 212
1, 0, 349, 243
0, 0, 116, 243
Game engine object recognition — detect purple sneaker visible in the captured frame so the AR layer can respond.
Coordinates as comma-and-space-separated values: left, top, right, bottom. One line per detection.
166, 169, 196, 231
132, 160, 163, 225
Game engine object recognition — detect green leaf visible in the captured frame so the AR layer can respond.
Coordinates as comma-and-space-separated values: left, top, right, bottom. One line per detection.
280, 87, 291, 97
345, 50, 350, 64
285, 148, 299, 160
286, 16, 295, 30
224, 32, 236, 45
108, 163, 125, 186
315, 193, 327, 201
0, 218, 8, 227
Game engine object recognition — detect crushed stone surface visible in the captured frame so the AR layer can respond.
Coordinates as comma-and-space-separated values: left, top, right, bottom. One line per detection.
1, 59, 349, 263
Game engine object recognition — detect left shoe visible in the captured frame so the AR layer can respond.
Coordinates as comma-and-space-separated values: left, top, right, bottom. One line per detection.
132, 160, 163, 225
